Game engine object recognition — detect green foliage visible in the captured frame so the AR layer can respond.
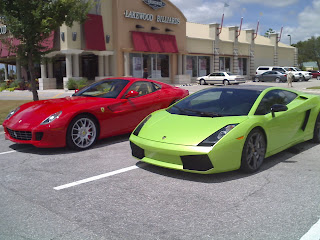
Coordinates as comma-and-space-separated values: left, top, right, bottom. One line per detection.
0, 82, 6, 92
264, 28, 275, 38
292, 36, 320, 68
0, 0, 93, 100
67, 78, 88, 90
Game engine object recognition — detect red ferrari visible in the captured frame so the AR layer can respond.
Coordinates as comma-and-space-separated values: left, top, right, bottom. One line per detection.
3, 78, 189, 150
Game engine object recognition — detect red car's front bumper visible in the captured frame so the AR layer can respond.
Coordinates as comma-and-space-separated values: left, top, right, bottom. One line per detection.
3, 122, 67, 148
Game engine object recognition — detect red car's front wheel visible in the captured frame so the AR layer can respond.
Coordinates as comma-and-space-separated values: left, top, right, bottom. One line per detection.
67, 115, 98, 150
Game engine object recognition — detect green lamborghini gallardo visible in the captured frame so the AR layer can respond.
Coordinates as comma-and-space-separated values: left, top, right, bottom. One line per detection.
130, 85, 320, 174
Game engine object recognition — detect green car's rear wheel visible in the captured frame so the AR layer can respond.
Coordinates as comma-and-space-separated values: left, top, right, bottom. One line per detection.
313, 113, 320, 143
241, 129, 266, 173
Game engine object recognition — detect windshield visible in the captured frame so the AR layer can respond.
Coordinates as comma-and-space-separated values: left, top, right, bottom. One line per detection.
167, 88, 261, 117
73, 79, 129, 98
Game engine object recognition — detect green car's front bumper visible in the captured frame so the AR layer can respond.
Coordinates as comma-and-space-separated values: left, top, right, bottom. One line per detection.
130, 134, 244, 174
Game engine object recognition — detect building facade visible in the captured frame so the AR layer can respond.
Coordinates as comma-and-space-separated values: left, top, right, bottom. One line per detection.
0, 0, 297, 90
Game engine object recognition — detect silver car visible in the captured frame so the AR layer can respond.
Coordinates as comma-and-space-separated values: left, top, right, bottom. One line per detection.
254, 71, 287, 83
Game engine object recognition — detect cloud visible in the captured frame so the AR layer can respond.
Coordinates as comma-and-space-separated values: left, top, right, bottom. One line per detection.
170, 0, 236, 23
284, 0, 320, 43
237, 0, 298, 7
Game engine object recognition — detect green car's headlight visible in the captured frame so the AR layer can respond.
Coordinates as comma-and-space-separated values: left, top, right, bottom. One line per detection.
41, 111, 62, 125
133, 115, 152, 136
6, 107, 20, 120
198, 124, 238, 147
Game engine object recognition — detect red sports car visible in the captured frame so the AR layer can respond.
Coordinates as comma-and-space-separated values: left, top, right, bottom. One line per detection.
3, 78, 189, 150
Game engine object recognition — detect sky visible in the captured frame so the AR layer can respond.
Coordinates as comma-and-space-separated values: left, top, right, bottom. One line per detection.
171, 0, 319, 45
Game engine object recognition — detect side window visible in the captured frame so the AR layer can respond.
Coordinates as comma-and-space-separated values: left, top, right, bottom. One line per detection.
255, 90, 297, 115
124, 81, 155, 97
210, 73, 217, 76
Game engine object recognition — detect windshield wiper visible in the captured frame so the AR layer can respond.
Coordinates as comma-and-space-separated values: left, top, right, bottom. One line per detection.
183, 108, 223, 117
171, 105, 188, 114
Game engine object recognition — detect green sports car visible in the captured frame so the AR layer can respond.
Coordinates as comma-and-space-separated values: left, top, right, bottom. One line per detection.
130, 85, 320, 174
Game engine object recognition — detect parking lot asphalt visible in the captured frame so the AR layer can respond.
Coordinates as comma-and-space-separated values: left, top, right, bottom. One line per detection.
1, 80, 320, 239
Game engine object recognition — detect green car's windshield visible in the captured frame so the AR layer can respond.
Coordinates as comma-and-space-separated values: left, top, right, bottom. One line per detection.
168, 88, 262, 117
73, 79, 129, 98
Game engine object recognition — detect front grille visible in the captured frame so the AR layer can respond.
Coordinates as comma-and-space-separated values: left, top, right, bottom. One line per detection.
7, 128, 32, 141
181, 155, 214, 171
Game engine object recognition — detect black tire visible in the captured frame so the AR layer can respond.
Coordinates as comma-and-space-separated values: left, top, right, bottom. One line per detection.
199, 79, 206, 85
254, 77, 260, 82
313, 113, 320, 143
241, 129, 266, 173
275, 77, 280, 83
223, 80, 230, 86
66, 114, 98, 150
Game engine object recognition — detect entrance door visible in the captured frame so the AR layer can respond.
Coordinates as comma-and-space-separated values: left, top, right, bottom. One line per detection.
82, 54, 98, 80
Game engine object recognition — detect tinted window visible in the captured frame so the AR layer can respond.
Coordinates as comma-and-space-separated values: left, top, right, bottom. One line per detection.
124, 81, 159, 97
167, 88, 261, 117
255, 90, 297, 115
74, 79, 129, 98
258, 67, 269, 70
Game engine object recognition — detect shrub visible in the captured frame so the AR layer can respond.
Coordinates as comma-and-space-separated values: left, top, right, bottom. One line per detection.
67, 78, 88, 90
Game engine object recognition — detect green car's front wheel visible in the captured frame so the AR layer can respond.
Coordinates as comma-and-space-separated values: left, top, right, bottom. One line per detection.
241, 129, 266, 173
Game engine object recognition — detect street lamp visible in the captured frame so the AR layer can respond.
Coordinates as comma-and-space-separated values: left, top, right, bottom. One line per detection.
287, 34, 291, 45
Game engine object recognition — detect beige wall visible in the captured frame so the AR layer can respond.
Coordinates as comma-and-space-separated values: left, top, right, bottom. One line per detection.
60, 22, 81, 50
186, 38, 213, 54
254, 45, 275, 69
111, 0, 187, 77
278, 46, 295, 66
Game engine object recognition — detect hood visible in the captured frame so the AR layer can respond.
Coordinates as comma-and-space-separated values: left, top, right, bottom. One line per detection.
138, 110, 248, 146
6, 96, 120, 128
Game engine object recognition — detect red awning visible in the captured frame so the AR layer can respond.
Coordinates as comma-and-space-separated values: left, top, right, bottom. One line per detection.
40, 31, 55, 51
132, 31, 178, 53
0, 38, 20, 58
84, 14, 106, 51
0, 32, 54, 58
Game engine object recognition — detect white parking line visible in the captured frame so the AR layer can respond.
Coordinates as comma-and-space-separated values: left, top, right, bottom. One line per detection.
0, 150, 17, 155
54, 165, 140, 190
300, 218, 320, 240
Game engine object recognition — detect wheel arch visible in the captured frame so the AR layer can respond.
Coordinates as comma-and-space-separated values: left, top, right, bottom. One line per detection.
246, 126, 268, 147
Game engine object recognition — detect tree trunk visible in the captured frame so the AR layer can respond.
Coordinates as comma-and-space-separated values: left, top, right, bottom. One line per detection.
28, 53, 39, 101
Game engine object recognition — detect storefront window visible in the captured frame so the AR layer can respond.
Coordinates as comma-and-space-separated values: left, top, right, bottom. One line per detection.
219, 57, 231, 72
198, 56, 210, 76
130, 53, 169, 79
187, 55, 210, 77
238, 58, 247, 75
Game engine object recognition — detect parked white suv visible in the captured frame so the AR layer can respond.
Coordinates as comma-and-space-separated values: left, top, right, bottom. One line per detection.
256, 66, 286, 75
256, 66, 301, 81
284, 67, 312, 81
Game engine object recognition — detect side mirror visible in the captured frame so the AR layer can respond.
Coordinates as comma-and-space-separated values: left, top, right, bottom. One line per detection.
271, 104, 288, 118
125, 90, 139, 99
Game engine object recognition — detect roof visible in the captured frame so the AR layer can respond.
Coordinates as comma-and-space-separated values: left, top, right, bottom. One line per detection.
219, 85, 272, 91
302, 62, 318, 68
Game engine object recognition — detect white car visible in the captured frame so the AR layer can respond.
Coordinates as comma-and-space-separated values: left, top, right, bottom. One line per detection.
284, 67, 312, 81
197, 72, 246, 85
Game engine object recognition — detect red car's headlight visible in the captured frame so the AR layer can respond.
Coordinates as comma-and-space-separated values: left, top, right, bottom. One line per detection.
41, 111, 62, 125
5, 107, 20, 120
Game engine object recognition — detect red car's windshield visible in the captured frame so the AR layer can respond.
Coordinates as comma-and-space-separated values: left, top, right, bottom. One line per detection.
73, 79, 129, 98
